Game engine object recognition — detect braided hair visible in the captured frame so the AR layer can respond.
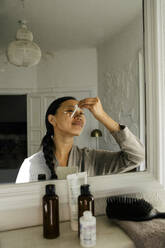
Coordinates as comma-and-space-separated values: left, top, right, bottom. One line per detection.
41, 96, 76, 179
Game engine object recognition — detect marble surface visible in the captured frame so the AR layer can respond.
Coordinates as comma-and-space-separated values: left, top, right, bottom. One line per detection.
0, 216, 135, 248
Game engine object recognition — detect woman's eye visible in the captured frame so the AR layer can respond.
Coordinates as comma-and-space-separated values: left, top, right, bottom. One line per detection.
64, 110, 85, 116
67, 110, 74, 113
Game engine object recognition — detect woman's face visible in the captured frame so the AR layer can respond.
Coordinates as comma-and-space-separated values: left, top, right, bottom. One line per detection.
49, 99, 86, 136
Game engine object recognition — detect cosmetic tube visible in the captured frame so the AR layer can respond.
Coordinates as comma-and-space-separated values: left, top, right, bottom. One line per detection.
67, 172, 87, 231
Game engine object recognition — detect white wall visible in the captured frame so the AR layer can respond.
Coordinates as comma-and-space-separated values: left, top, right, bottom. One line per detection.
97, 15, 143, 151
0, 48, 98, 92
37, 48, 98, 90
0, 50, 37, 90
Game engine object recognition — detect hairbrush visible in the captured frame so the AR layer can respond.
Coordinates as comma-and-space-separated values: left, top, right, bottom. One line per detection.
106, 196, 165, 221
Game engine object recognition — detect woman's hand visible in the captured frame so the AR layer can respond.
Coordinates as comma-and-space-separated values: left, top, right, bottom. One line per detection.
79, 97, 120, 132
78, 97, 105, 121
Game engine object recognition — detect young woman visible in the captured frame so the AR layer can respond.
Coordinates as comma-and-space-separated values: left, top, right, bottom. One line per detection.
16, 96, 145, 183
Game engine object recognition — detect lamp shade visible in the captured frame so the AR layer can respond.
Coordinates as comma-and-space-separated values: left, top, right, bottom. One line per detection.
7, 21, 41, 67
91, 129, 102, 137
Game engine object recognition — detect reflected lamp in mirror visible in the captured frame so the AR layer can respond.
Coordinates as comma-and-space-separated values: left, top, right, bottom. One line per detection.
7, 20, 42, 67
91, 129, 102, 150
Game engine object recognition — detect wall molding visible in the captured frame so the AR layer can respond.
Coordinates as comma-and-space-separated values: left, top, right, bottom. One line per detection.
0, 86, 97, 94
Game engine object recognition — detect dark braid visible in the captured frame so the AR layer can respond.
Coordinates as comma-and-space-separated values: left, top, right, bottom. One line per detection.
42, 132, 57, 179
41, 96, 76, 179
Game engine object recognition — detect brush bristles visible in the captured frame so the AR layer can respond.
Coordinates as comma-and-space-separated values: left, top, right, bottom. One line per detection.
106, 196, 153, 220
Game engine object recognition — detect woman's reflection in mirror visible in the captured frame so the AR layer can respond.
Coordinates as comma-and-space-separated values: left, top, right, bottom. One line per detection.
16, 96, 145, 183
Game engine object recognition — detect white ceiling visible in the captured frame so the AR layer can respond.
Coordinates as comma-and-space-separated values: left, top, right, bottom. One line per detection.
0, 0, 142, 51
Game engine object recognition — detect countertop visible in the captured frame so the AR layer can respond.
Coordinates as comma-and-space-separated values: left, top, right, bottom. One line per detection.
0, 216, 135, 248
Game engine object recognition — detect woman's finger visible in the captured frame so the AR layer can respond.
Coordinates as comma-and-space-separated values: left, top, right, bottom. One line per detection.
78, 98, 98, 107
79, 104, 92, 109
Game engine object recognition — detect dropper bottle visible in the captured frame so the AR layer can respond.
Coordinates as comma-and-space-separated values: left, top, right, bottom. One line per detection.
80, 211, 96, 247
78, 184, 95, 237
43, 184, 60, 239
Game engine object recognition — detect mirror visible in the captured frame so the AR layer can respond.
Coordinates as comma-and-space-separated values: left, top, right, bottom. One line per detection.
0, 0, 145, 184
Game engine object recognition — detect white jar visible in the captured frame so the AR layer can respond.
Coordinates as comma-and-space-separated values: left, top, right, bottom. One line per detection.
80, 211, 96, 247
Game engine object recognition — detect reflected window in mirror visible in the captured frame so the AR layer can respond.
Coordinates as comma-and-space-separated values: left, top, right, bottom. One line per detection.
0, 95, 27, 183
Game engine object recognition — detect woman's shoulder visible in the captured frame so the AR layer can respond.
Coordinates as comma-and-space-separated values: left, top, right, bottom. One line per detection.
24, 150, 45, 163
21, 151, 47, 170
16, 151, 50, 183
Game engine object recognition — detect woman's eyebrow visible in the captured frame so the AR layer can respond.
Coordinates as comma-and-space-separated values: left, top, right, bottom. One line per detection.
64, 105, 75, 108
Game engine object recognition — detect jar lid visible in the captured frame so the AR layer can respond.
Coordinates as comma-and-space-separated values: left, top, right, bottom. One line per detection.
38, 174, 46, 180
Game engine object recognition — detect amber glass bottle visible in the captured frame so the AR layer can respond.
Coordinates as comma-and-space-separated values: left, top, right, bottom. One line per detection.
78, 184, 95, 237
43, 184, 60, 239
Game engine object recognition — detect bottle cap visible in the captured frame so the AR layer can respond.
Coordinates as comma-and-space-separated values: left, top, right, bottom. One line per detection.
45, 184, 55, 195
80, 184, 91, 195
38, 174, 46, 180
83, 210, 92, 220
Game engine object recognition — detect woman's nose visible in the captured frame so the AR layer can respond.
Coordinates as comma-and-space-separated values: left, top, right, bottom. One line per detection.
74, 112, 82, 119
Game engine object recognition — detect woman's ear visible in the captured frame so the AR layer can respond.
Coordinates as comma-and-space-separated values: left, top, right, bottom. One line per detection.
48, 114, 56, 126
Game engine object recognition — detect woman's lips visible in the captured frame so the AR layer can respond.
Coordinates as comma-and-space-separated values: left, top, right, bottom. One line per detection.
72, 121, 83, 127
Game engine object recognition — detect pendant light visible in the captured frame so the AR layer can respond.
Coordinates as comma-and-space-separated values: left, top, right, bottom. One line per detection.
7, 0, 41, 67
